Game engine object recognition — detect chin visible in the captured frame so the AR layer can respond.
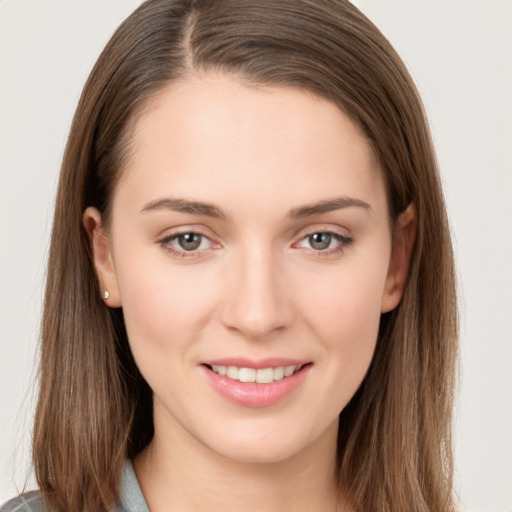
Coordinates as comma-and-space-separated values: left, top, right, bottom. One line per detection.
212, 438, 306, 465
202, 418, 337, 466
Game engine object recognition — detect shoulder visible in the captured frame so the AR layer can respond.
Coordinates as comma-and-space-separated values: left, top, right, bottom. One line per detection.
0, 461, 145, 512
0, 492, 47, 512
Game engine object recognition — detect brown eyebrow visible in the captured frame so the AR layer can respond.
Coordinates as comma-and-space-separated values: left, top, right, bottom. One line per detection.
141, 196, 371, 220
141, 198, 226, 219
289, 197, 371, 218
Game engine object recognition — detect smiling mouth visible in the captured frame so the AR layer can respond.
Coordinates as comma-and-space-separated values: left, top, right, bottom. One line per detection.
206, 364, 308, 384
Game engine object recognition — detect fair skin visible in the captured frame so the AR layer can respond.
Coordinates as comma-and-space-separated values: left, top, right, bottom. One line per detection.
84, 74, 414, 512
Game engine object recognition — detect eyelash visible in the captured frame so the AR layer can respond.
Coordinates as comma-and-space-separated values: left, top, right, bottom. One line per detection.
157, 229, 353, 259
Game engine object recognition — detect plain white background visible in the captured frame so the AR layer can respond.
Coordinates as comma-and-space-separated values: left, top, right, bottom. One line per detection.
1, 1, 511, 510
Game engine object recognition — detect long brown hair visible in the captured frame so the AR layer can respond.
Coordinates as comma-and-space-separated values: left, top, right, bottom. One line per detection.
34, 1, 458, 510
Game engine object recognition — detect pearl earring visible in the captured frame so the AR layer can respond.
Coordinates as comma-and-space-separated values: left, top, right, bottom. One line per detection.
103, 290, 110, 300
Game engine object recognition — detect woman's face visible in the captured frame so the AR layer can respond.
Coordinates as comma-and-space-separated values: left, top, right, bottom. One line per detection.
87, 75, 408, 464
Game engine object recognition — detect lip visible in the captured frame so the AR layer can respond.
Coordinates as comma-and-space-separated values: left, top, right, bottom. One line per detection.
200, 359, 312, 408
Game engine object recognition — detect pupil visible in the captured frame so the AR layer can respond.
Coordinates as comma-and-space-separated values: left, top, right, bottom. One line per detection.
178, 233, 201, 251
309, 233, 331, 250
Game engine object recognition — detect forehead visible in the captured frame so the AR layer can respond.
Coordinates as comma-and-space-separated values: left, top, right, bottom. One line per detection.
115, 75, 387, 217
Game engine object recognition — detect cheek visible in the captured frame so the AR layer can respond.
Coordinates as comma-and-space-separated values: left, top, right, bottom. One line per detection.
112, 250, 223, 409
299, 255, 389, 373
305, 258, 387, 327
112, 244, 217, 355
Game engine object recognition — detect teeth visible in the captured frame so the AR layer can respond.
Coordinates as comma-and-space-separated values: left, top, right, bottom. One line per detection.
273, 366, 284, 381
210, 364, 301, 383
227, 366, 239, 380
239, 367, 256, 382
284, 365, 296, 377
256, 368, 274, 384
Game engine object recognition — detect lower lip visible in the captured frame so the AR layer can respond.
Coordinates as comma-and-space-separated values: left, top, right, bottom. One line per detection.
202, 365, 311, 408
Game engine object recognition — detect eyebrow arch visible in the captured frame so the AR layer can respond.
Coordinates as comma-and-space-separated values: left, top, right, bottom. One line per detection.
289, 197, 371, 218
141, 198, 226, 219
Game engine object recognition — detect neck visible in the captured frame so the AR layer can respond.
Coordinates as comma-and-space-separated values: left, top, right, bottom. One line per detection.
133, 415, 348, 512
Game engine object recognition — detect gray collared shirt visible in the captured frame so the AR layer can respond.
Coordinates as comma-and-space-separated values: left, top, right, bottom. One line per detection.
0, 461, 150, 512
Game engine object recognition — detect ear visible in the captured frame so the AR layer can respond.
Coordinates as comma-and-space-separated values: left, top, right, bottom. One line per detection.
381, 204, 416, 313
83, 207, 122, 307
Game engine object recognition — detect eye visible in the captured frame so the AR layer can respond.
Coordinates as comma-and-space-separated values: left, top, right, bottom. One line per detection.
307, 232, 334, 250
296, 231, 352, 253
175, 233, 205, 251
159, 231, 215, 256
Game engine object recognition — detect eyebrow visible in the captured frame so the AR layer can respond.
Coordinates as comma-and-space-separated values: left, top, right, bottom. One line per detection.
141, 198, 226, 219
289, 197, 371, 218
140, 196, 371, 220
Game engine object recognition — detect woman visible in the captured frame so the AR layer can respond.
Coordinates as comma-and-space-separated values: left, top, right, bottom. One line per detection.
2, 0, 458, 511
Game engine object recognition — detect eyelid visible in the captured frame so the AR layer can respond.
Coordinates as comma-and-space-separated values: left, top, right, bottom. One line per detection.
293, 223, 352, 241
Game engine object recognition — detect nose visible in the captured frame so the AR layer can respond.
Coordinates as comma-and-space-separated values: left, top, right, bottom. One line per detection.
220, 243, 293, 340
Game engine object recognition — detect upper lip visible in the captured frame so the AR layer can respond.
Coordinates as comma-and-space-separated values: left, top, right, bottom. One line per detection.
201, 357, 311, 369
